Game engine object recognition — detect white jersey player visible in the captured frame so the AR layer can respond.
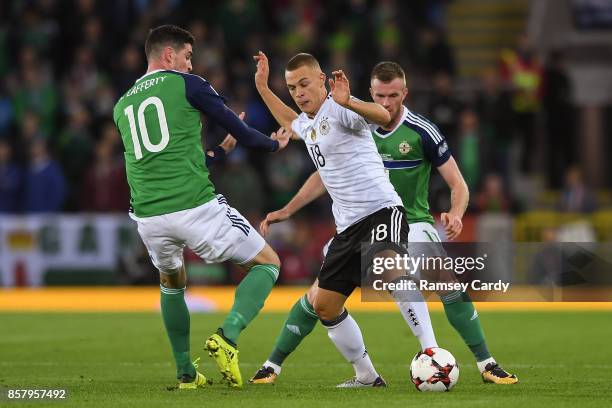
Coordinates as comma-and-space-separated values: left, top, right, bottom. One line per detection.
252, 51, 412, 387
291, 94, 402, 232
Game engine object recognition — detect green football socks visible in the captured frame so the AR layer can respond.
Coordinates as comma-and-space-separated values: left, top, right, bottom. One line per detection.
221, 264, 279, 344
160, 285, 195, 379
268, 294, 319, 366
441, 290, 491, 361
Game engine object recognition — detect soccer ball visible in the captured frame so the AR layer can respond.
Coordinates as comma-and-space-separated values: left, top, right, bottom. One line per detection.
410, 347, 459, 391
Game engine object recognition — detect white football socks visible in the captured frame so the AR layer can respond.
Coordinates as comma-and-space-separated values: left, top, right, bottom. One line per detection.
263, 360, 282, 375
477, 357, 496, 373
392, 287, 438, 350
322, 310, 378, 384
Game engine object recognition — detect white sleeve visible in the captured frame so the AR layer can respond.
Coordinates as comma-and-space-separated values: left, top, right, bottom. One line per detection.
291, 118, 306, 141
335, 97, 367, 130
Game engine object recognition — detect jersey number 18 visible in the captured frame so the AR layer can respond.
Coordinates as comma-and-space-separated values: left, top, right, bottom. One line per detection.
309, 144, 326, 169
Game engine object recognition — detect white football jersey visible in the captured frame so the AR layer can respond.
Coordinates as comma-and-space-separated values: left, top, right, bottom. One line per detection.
291, 95, 402, 233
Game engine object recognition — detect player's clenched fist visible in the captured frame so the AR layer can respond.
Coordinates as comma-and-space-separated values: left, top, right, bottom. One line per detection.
441, 212, 463, 241
253, 51, 270, 89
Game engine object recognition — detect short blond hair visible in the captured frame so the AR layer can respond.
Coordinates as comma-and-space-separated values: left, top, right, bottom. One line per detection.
286, 53, 321, 72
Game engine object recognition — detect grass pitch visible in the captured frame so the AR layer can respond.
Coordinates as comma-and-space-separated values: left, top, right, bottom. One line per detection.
1, 310, 611, 407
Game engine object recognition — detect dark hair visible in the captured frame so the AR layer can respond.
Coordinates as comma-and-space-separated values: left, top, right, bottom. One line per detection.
286, 53, 321, 72
145, 25, 194, 59
370, 61, 406, 83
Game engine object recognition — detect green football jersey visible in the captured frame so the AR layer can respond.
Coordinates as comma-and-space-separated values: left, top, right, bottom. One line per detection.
113, 70, 217, 217
372, 107, 451, 224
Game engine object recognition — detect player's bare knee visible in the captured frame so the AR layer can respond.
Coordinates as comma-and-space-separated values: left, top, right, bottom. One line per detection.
160, 273, 179, 288
313, 300, 342, 322
159, 266, 185, 288
306, 282, 318, 305
266, 249, 281, 268
253, 244, 280, 268
312, 301, 328, 320
315, 307, 340, 322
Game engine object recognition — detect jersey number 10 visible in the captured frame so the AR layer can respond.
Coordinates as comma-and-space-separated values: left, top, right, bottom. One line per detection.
123, 96, 170, 160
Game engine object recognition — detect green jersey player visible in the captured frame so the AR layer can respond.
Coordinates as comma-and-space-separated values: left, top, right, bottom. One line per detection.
113, 25, 290, 389
249, 62, 518, 385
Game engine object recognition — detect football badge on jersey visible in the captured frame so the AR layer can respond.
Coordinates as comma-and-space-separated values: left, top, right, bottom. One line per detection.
310, 128, 317, 142
438, 141, 448, 157
319, 117, 330, 135
399, 141, 411, 154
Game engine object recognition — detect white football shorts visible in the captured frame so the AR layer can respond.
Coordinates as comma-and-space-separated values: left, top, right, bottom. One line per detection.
131, 194, 265, 272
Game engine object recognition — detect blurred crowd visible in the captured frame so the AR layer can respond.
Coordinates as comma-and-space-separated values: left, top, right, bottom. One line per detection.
0, 0, 602, 225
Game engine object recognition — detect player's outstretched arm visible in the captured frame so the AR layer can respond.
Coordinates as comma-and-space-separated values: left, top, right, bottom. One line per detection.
253, 51, 299, 133
207, 114, 289, 168
260, 171, 326, 236
183, 73, 281, 152
329, 69, 391, 126
437, 157, 469, 240
205, 113, 242, 167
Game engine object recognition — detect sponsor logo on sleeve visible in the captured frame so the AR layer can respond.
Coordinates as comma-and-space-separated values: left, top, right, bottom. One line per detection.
438, 141, 448, 157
